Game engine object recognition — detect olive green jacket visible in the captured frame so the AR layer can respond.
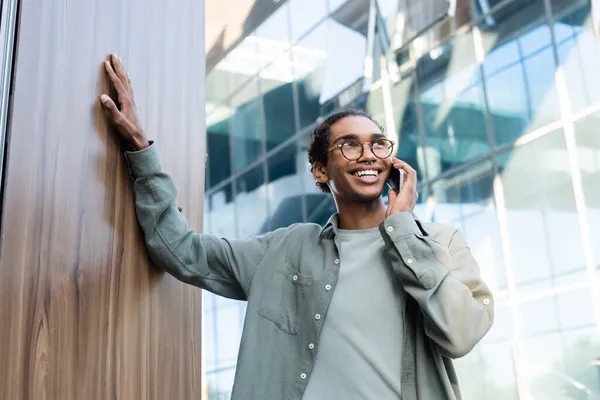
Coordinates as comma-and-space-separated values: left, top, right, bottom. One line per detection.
125, 143, 494, 400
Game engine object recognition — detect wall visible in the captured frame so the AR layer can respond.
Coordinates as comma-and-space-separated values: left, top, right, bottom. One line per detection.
0, 0, 205, 398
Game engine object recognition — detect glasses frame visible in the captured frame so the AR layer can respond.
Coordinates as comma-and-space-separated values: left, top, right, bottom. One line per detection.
327, 137, 395, 161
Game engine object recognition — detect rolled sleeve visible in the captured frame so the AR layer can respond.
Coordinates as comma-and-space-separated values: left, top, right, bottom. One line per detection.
125, 141, 164, 178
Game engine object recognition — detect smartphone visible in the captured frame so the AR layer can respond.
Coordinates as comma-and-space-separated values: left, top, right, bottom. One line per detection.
387, 168, 404, 192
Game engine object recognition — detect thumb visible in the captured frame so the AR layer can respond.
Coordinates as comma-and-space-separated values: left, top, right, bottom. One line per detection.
100, 94, 122, 122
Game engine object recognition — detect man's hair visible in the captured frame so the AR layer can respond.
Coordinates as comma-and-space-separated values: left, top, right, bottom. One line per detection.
308, 108, 384, 193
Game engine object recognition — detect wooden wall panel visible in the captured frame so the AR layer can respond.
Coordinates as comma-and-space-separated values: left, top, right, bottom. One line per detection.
0, 0, 205, 399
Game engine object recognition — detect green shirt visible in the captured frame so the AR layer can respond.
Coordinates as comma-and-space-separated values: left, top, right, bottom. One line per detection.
125, 143, 494, 400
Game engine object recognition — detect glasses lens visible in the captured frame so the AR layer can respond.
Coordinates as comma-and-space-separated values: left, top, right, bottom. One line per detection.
340, 141, 362, 160
372, 139, 393, 158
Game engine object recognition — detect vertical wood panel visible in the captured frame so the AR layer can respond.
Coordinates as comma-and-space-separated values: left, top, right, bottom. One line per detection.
0, 0, 205, 398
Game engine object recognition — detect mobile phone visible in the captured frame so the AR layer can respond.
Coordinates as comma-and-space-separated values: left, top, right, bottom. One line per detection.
387, 168, 404, 192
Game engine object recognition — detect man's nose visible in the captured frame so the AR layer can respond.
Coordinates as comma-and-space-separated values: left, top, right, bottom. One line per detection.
358, 143, 378, 161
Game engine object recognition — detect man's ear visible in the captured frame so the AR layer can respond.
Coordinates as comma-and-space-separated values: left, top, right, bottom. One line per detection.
313, 161, 329, 185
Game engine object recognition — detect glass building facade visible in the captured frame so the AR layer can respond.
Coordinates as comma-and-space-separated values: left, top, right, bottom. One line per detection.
203, 0, 600, 398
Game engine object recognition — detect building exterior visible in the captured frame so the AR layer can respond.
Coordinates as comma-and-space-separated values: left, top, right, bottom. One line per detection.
203, 0, 600, 398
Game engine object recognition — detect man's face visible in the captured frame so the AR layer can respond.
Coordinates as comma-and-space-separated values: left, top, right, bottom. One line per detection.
314, 116, 393, 203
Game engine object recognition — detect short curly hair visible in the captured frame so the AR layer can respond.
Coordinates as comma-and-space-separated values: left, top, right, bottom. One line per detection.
308, 108, 384, 193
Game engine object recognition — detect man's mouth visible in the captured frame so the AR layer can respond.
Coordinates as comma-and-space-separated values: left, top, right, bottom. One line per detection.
352, 169, 381, 183
353, 169, 380, 178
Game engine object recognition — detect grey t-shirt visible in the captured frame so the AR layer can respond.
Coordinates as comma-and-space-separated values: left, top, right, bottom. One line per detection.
302, 227, 405, 399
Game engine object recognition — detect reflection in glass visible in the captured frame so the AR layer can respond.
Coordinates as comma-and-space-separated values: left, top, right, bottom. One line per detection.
389, 77, 426, 181
428, 160, 507, 293
478, 0, 560, 147
235, 164, 268, 238
213, 366, 236, 400
518, 321, 599, 398
264, 142, 305, 232
203, 301, 216, 371
230, 79, 264, 172
294, 19, 367, 128
289, 0, 327, 41
417, 30, 491, 174
573, 113, 600, 271
260, 51, 297, 151
207, 184, 236, 239
216, 306, 244, 366
455, 339, 518, 400
497, 130, 587, 292
206, 114, 232, 189
553, 0, 600, 113
255, 2, 291, 46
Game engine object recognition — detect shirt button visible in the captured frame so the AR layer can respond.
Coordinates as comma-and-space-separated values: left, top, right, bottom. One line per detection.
334, 258, 340, 265
292, 275, 298, 281
325, 284, 332, 291
315, 314, 321, 320
387, 226, 394, 232
483, 298, 490, 306
300, 373, 307, 380
308, 343, 315, 350
407, 258, 413, 264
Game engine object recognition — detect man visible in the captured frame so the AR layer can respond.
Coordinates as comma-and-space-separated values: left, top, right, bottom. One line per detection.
99, 54, 493, 400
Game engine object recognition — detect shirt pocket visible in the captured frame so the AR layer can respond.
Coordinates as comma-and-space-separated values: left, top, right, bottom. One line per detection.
258, 263, 314, 335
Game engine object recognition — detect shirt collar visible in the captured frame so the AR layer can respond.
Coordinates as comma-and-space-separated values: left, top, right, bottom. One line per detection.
319, 212, 429, 239
319, 213, 339, 240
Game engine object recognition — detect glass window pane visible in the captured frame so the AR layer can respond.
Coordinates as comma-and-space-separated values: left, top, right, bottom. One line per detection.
328, 0, 347, 12
265, 142, 305, 231
518, 325, 600, 398
294, 19, 368, 128
497, 129, 587, 294
206, 113, 232, 189
206, 372, 219, 399
289, 0, 328, 41
216, 306, 243, 366
235, 164, 268, 238
417, 30, 491, 174
573, 113, 600, 271
260, 51, 297, 151
428, 160, 507, 293
202, 306, 216, 371
455, 340, 518, 400
207, 184, 236, 238
215, 367, 236, 400
206, 69, 233, 113
230, 79, 264, 172
388, 76, 426, 181
255, 2, 291, 46
554, 0, 600, 113
478, 0, 560, 148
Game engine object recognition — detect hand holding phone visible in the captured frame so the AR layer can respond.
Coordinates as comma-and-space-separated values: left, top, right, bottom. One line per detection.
387, 166, 404, 192
385, 159, 418, 216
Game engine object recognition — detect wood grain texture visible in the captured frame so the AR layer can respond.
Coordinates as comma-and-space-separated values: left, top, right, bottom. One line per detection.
0, 0, 205, 398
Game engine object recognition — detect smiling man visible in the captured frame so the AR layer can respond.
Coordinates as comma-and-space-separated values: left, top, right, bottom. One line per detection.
100, 54, 494, 400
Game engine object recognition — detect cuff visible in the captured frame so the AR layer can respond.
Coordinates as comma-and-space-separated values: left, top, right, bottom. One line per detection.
124, 141, 164, 178
381, 212, 421, 239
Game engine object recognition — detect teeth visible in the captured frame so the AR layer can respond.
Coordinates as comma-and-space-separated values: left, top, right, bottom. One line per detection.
354, 170, 379, 177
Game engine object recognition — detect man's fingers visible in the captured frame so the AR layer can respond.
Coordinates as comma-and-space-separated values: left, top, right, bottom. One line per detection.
111, 54, 134, 99
104, 61, 129, 103
111, 54, 128, 85
100, 94, 123, 124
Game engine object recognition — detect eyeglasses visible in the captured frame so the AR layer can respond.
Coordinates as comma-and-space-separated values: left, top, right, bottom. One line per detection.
327, 137, 395, 161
